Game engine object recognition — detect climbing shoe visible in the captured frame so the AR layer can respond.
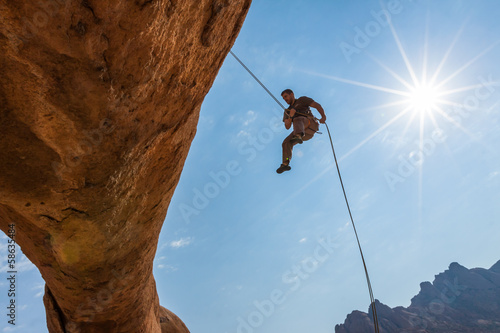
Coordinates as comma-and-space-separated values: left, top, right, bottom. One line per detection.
276, 164, 291, 174
290, 134, 303, 144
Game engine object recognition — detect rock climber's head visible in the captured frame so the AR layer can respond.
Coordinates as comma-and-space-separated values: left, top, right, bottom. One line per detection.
281, 89, 295, 105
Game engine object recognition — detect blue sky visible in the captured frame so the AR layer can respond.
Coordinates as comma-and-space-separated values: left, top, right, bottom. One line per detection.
2, 0, 500, 332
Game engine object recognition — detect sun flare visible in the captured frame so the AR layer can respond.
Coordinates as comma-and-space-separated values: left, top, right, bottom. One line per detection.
303, 16, 499, 212
408, 83, 440, 113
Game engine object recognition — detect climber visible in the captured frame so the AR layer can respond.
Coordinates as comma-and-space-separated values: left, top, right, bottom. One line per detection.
276, 89, 327, 174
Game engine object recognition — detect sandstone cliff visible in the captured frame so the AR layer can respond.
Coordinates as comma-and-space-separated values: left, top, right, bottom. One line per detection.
0, 0, 251, 332
335, 260, 500, 333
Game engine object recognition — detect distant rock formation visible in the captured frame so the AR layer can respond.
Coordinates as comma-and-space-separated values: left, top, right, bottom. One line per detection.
336, 260, 500, 333
0, 0, 251, 332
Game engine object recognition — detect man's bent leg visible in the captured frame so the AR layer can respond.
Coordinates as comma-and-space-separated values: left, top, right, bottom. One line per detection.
292, 117, 308, 136
282, 132, 296, 164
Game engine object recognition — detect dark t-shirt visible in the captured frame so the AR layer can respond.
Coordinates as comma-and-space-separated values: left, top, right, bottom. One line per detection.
283, 96, 314, 121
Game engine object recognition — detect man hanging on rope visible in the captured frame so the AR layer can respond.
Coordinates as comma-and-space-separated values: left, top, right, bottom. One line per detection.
277, 89, 327, 174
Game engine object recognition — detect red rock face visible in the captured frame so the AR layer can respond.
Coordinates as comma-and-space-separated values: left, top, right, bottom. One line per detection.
0, 1, 251, 332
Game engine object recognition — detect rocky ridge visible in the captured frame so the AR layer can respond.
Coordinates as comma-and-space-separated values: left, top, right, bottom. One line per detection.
336, 260, 500, 333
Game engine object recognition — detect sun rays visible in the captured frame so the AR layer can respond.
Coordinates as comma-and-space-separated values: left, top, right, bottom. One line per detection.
303, 14, 499, 212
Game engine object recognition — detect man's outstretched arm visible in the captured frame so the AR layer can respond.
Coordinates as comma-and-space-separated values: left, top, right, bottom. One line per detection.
310, 101, 327, 123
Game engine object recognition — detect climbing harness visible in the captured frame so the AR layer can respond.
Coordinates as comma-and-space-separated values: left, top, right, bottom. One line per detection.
284, 109, 320, 135
230, 50, 381, 333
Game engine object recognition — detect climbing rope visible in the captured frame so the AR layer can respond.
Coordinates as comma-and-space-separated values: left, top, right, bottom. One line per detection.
324, 123, 380, 333
230, 51, 288, 111
230, 50, 380, 333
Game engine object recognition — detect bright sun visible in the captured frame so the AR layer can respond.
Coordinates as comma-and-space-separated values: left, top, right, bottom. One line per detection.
408, 83, 440, 113
306, 14, 497, 161
303, 12, 499, 212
